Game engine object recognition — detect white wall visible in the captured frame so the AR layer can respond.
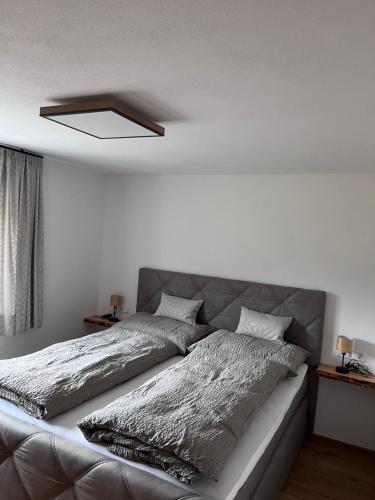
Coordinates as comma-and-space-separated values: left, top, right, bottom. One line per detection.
98, 174, 375, 450
0, 158, 106, 359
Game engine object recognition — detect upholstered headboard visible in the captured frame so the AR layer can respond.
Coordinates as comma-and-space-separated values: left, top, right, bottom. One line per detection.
137, 267, 326, 434
137, 267, 326, 368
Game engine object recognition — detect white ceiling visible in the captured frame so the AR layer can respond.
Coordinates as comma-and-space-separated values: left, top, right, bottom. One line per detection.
1, 0, 375, 174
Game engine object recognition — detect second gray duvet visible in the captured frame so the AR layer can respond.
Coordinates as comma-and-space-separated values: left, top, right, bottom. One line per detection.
78, 330, 309, 483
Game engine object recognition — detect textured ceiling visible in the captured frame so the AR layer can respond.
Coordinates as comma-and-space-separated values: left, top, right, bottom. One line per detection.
1, 0, 375, 173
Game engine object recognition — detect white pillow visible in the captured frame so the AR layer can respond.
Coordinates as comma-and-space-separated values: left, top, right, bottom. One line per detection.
153, 292, 203, 326
235, 306, 292, 342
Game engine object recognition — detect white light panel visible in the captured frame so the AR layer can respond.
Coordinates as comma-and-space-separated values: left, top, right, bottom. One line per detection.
48, 110, 159, 138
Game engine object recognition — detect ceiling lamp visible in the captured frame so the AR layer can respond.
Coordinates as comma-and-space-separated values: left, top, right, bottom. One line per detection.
40, 98, 165, 139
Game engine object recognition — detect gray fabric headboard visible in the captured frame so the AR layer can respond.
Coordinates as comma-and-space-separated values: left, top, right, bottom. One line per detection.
137, 267, 326, 434
137, 267, 326, 368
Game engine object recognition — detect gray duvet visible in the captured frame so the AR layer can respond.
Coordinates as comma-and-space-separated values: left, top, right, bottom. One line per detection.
0, 313, 206, 419
78, 330, 308, 483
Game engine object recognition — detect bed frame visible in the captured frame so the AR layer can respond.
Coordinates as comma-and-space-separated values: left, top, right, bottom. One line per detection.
0, 268, 326, 500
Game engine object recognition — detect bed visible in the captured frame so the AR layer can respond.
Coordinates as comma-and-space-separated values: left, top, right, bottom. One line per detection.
0, 267, 326, 500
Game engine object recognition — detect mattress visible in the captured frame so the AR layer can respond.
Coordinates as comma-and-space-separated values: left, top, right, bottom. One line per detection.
193, 363, 308, 500
0, 356, 307, 500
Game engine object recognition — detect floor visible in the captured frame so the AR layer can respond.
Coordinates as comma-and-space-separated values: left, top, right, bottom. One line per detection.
281, 435, 375, 500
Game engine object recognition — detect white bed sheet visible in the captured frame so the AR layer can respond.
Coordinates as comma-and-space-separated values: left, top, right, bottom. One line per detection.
0, 357, 307, 500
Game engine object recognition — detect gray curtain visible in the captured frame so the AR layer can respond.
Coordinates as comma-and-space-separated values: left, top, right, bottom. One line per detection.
0, 147, 44, 336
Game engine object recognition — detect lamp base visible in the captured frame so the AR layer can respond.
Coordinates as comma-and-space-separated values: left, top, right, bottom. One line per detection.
336, 366, 349, 374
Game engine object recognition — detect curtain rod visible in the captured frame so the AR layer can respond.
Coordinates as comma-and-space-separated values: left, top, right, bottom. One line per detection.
0, 144, 44, 159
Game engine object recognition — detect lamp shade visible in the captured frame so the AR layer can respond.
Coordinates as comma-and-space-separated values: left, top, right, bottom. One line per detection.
110, 294, 123, 308
336, 335, 353, 354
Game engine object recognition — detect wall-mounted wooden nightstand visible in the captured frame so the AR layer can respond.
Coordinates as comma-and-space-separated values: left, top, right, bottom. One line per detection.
316, 363, 375, 389
84, 315, 121, 333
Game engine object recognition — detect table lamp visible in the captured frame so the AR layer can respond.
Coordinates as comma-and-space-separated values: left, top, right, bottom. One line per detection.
110, 294, 123, 322
336, 335, 353, 374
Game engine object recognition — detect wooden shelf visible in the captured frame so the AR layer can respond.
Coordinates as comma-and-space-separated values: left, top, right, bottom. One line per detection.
316, 363, 375, 389
84, 315, 119, 328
